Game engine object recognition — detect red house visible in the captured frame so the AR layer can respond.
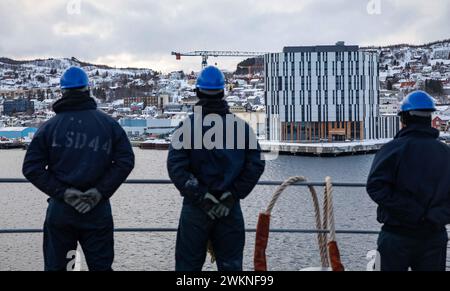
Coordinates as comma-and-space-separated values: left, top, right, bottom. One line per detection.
433, 116, 450, 131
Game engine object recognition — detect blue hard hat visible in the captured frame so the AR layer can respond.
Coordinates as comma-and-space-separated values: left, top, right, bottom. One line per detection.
60, 67, 90, 89
196, 66, 225, 90
399, 91, 436, 114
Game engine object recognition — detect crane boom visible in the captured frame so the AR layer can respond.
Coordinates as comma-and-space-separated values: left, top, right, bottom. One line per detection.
171, 50, 269, 68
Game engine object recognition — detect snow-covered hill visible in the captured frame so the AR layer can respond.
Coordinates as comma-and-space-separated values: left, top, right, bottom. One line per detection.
360, 39, 450, 98
0, 57, 156, 91
363, 39, 450, 72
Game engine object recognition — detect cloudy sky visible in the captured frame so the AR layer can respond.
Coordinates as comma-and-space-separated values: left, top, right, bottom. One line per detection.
0, 0, 449, 72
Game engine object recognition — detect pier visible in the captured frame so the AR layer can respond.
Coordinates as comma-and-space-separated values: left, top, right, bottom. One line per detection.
0, 142, 27, 150
260, 139, 392, 157
130, 138, 448, 156
129, 139, 392, 156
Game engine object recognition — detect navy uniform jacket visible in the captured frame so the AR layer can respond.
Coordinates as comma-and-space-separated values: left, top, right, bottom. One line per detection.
167, 112, 265, 202
22, 97, 135, 200
367, 124, 450, 234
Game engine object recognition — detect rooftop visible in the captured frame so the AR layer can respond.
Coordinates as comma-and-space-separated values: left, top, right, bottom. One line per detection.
0, 127, 35, 132
435, 115, 450, 121
283, 44, 359, 53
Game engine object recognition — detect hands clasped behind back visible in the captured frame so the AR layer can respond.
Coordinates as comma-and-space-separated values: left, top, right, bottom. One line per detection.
63, 188, 103, 214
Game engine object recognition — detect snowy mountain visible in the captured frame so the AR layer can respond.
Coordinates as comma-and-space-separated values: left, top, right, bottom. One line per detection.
360, 39, 450, 100
363, 39, 450, 74
0, 57, 156, 91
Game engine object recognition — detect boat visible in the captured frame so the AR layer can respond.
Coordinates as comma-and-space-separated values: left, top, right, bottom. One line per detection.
139, 139, 171, 150
0, 138, 24, 150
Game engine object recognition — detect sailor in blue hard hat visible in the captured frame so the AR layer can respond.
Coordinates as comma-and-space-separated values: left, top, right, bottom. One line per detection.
367, 90, 450, 271
167, 66, 265, 271
23, 67, 135, 271
195, 66, 227, 104
196, 66, 226, 90
60, 66, 90, 90
398, 90, 437, 125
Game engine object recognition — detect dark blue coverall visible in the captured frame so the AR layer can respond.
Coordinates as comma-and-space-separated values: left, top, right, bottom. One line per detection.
23, 96, 135, 271
167, 108, 266, 271
367, 124, 450, 271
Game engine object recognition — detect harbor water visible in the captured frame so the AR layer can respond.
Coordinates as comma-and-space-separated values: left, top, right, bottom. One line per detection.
0, 149, 446, 271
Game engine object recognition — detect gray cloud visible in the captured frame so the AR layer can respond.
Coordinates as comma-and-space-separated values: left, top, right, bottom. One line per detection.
0, 0, 449, 72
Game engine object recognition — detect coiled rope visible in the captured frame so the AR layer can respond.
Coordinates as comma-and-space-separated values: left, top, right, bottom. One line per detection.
255, 176, 344, 271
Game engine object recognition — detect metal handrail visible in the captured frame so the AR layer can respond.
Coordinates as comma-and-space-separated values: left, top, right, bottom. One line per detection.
0, 178, 367, 188
0, 228, 381, 235
0, 178, 448, 271
0, 178, 373, 235
0, 178, 447, 240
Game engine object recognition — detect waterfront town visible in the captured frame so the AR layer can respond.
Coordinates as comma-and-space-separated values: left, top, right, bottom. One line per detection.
1, 40, 450, 152
1, 0, 450, 274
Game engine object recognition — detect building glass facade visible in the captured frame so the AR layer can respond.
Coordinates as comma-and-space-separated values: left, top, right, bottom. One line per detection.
265, 45, 400, 142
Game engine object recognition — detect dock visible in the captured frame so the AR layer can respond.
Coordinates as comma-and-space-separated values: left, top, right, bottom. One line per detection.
139, 140, 171, 150
259, 139, 392, 157
130, 138, 392, 156
0, 142, 26, 150
131, 139, 171, 150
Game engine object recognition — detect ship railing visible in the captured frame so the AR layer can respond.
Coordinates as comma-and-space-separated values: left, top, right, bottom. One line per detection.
0, 178, 448, 269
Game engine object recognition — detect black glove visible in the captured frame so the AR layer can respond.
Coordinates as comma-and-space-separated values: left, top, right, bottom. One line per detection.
63, 188, 91, 214
201, 193, 221, 220
79, 188, 103, 214
212, 192, 235, 219
183, 175, 204, 204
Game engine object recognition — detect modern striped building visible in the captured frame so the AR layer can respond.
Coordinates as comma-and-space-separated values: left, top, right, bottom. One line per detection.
264, 44, 400, 142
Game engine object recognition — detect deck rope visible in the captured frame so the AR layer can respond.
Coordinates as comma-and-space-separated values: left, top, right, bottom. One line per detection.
325, 177, 337, 243
265, 176, 330, 268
